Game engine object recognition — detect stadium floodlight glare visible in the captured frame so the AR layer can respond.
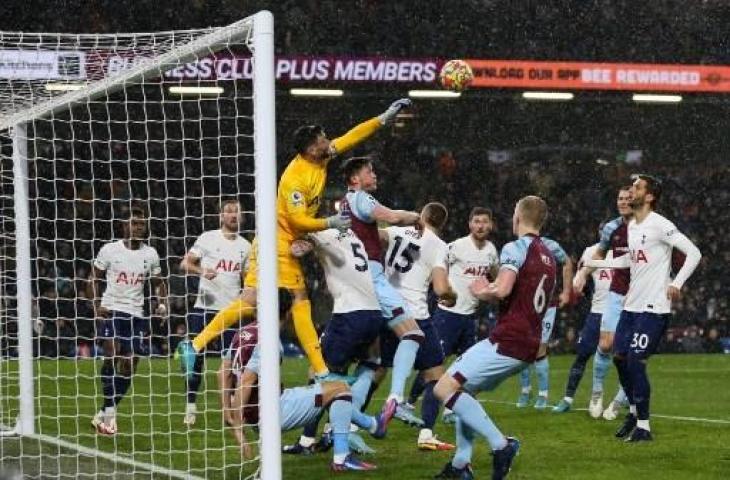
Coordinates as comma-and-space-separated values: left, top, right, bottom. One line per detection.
522, 91, 574, 101
289, 88, 344, 97
44, 83, 86, 92
168, 85, 224, 95
408, 90, 461, 98
632, 94, 682, 103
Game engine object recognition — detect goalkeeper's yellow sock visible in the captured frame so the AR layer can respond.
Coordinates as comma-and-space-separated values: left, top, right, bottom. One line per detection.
192, 298, 255, 352
291, 300, 328, 376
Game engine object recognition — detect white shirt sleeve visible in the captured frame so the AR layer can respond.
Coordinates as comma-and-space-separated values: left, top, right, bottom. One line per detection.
660, 223, 701, 290
433, 242, 449, 272
149, 249, 162, 276
188, 233, 207, 259
94, 244, 111, 271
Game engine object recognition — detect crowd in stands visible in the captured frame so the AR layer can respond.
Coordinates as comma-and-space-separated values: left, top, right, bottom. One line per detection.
1, 113, 726, 358
1, 2, 729, 358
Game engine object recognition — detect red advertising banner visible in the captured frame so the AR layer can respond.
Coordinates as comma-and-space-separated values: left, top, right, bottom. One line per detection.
467, 59, 730, 92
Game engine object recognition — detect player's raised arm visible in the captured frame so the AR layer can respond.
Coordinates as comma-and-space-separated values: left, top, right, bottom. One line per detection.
584, 255, 631, 270
371, 204, 421, 227
329, 98, 412, 156
348, 188, 419, 226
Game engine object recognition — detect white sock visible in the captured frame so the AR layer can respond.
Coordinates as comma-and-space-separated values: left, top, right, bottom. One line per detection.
443, 408, 453, 415
387, 393, 403, 404
418, 428, 433, 441
186, 402, 197, 414
104, 406, 116, 420
521, 387, 531, 394
349, 423, 359, 433
563, 397, 574, 404
629, 404, 637, 415
333, 453, 348, 464
636, 419, 650, 431
538, 390, 548, 398
368, 419, 378, 435
299, 435, 315, 448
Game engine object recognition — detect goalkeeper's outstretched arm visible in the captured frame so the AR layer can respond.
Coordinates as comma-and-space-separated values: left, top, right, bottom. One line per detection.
329, 98, 412, 156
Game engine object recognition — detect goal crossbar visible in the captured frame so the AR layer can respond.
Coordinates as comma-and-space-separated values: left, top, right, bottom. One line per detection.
0, 16, 253, 131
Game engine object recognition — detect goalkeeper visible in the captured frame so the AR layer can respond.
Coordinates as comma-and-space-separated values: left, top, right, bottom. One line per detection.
178, 98, 412, 379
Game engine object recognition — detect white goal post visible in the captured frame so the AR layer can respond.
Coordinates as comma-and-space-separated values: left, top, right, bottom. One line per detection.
0, 10, 279, 480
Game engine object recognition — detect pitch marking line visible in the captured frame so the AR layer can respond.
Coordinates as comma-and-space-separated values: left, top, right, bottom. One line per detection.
477, 398, 730, 425
1, 423, 205, 480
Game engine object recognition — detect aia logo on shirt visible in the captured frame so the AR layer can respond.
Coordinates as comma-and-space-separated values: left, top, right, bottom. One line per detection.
463, 264, 491, 277
215, 259, 242, 272
116, 272, 144, 285
630, 249, 648, 264
598, 269, 613, 280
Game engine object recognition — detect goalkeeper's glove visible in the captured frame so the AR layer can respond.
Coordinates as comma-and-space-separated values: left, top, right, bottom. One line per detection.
326, 212, 351, 232
378, 98, 412, 125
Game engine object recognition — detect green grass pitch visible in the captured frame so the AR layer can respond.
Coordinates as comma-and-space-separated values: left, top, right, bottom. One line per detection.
1, 354, 728, 479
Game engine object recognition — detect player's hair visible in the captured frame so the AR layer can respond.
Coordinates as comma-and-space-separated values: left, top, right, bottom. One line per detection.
631, 173, 662, 207
219, 197, 241, 212
341, 156, 373, 185
469, 206, 493, 220
293, 124, 325, 155
422, 202, 448, 231
128, 205, 146, 219
517, 195, 548, 229
619, 185, 632, 193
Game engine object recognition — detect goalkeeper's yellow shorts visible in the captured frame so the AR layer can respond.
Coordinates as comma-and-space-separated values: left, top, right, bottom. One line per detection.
244, 238, 305, 290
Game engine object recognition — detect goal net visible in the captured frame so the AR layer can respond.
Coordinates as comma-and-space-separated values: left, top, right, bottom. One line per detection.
0, 11, 280, 480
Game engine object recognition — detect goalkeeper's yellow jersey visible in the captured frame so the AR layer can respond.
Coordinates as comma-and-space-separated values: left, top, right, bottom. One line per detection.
276, 117, 381, 248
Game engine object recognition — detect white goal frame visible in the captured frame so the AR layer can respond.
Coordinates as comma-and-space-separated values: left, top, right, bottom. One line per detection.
1, 10, 281, 480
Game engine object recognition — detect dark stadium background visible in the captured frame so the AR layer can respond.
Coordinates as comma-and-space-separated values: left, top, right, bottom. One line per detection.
0, 1, 727, 358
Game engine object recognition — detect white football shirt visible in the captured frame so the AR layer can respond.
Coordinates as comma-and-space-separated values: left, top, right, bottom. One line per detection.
383, 226, 448, 320
311, 229, 380, 314
625, 212, 699, 314
581, 244, 613, 314
188, 229, 251, 310
93, 240, 161, 317
439, 235, 499, 315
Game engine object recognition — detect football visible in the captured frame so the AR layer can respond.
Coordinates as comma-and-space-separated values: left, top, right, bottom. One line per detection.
438, 59, 474, 92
